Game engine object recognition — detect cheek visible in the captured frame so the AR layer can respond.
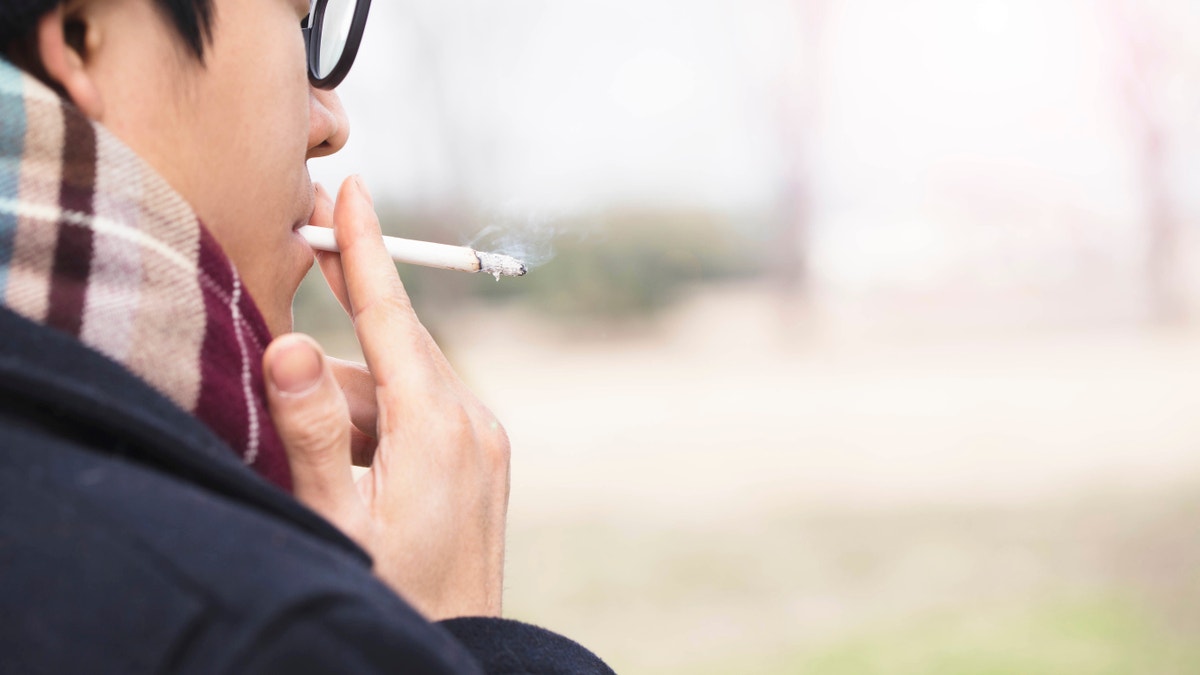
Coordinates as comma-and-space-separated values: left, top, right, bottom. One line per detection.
212, 79, 310, 225
206, 9, 312, 171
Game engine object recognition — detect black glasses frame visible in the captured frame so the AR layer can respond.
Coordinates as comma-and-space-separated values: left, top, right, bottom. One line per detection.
302, 0, 373, 90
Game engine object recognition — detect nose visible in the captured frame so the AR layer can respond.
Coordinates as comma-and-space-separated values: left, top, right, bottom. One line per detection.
307, 86, 349, 159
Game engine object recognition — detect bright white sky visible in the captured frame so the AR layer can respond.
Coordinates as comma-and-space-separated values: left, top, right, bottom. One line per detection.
310, 0, 779, 211
308, 0, 1200, 284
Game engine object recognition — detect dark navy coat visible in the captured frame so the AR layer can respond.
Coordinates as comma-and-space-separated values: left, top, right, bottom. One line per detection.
0, 306, 613, 674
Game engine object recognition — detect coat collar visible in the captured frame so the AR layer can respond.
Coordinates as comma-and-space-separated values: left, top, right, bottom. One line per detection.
0, 305, 369, 565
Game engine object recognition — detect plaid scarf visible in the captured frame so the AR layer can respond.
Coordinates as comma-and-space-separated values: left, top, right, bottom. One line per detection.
0, 58, 292, 490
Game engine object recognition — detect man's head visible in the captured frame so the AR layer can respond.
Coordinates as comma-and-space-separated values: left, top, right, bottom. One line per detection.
3, 0, 352, 335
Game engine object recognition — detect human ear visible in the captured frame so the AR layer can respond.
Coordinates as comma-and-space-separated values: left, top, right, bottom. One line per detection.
35, 5, 104, 119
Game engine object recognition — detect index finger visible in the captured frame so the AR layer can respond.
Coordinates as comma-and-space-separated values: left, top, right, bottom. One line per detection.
332, 176, 436, 390
310, 183, 352, 314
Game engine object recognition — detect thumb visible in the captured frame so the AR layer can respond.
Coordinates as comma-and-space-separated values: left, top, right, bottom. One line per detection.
264, 333, 364, 531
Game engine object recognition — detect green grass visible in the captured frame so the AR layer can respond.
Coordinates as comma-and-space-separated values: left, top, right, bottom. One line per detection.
686, 594, 1200, 675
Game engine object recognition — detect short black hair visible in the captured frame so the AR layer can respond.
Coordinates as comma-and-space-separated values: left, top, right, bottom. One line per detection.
157, 0, 215, 60
1, 0, 215, 61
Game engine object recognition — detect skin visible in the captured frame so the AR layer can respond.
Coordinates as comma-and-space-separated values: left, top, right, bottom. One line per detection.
40, 0, 337, 335
33, 0, 509, 620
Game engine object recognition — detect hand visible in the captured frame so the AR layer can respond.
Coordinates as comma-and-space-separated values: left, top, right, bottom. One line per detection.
262, 177, 510, 620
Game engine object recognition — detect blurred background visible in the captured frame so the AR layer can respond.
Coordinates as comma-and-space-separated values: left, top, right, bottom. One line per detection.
302, 0, 1200, 672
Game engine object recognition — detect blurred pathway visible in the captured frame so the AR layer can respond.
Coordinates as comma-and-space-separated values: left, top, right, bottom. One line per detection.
420, 282, 1200, 673
449, 283, 1200, 524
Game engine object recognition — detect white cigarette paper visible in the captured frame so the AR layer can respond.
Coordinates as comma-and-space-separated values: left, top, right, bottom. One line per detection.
298, 226, 527, 278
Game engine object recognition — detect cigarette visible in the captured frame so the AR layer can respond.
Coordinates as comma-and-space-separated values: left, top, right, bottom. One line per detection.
298, 225, 527, 278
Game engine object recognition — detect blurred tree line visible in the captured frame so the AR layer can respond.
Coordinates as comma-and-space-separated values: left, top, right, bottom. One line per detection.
293, 204, 769, 332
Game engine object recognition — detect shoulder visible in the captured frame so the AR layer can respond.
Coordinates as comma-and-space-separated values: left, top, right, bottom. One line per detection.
0, 408, 476, 674
0, 311, 614, 675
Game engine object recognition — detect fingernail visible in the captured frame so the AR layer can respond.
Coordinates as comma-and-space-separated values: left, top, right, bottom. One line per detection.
269, 336, 322, 395
354, 175, 374, 206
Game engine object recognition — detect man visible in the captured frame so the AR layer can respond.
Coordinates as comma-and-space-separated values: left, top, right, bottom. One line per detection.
0, 1, 614, 672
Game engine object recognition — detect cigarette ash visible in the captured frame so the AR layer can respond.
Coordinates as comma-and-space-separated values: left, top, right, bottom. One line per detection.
466, 212, 562, 280
476, 251, 527, 279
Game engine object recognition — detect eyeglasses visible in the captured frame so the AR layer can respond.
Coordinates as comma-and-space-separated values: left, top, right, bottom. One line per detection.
303, 0, 372, 90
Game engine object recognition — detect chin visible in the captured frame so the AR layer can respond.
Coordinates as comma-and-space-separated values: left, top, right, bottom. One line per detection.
268, 310, 295, 339
251, 286, 291, 338
270, 273, 309, 337
256, 243, 314, 338
265, 228, 316, 331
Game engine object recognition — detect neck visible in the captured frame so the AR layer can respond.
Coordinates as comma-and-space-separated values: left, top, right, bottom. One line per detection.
0, 57, 292, 490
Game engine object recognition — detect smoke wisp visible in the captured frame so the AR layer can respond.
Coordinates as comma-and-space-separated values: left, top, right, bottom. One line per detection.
465, 205, 597, 271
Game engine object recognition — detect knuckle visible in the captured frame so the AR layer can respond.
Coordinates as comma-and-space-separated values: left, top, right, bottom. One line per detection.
442, 401, 475, 434
472, 409, 511, 473
430, 400, 511, 471
483, 417, 511, 465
